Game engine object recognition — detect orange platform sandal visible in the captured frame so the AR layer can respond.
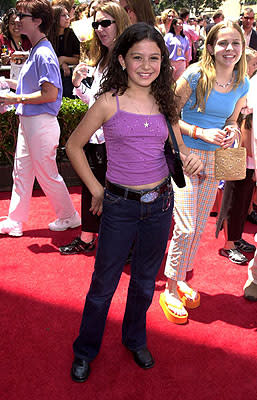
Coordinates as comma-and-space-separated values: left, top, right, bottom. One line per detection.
177, 283, 200, 309
159, 292, 188, 324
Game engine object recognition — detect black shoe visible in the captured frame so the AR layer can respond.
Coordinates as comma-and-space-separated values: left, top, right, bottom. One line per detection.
220, 248, 248, 264
247, 211, 257, 225
130, 347, 155, 369
59, 237, 96, 255
234, 238, 256, 253
71, 357, 90, 383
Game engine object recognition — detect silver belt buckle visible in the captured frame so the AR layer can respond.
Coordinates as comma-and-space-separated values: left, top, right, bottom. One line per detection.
140, 190, 159, 203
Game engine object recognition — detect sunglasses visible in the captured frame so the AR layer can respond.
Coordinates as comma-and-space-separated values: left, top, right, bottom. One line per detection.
244, 16, 254, 20
16, 12, 33, 19
92, 19, 115, 30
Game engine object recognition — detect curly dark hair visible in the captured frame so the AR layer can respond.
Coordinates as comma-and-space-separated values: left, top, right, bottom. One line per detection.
2, 8, 17, 40
99, 23, 178, 124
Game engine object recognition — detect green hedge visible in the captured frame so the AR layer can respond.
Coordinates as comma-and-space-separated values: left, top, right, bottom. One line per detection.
0, 97, 88, 165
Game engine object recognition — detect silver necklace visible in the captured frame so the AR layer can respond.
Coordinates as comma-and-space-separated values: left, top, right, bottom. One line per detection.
215, 77, 233, 88
127, 95, 155, 128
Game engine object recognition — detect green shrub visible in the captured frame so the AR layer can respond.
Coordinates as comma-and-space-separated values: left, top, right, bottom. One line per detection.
0, 97, 88, 165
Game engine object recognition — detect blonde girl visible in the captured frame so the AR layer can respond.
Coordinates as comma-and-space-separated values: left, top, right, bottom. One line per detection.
160, 21, 249, 324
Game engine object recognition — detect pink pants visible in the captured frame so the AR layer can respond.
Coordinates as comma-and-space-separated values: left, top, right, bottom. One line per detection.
8, 114, 76, 223
170, 60, 186, 81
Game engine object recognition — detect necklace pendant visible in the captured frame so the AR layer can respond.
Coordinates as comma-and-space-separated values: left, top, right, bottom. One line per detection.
144, 121, 149, 128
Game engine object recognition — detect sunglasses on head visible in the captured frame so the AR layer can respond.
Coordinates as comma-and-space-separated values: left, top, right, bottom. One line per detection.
16, 12, 33, 19
92, 19, 115, 30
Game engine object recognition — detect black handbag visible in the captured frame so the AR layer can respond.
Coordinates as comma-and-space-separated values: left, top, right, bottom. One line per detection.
164, 117, 186, 188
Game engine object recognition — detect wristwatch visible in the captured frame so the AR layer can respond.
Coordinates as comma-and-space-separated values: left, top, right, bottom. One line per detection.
18, 96, 26, 103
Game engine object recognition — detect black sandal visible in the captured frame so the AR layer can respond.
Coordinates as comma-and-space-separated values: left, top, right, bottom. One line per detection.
59, 237, 96, 255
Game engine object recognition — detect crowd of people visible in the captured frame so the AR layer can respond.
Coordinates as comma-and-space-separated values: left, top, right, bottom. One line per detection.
0, 0, 257, 384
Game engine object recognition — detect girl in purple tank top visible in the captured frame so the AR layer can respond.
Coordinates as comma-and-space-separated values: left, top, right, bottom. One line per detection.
66, 23, 202, 382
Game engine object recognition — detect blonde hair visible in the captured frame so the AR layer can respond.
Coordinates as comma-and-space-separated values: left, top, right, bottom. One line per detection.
161, 8, 177, 24
89, 1, 131, 67
245, 46, 257, 62
193, 20, 246, 112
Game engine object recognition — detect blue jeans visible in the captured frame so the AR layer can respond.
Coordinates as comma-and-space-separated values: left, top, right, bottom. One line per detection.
73, 186, 173, 361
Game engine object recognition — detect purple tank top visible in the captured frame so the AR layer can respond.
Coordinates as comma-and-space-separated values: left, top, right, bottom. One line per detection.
103, 95, 169, 185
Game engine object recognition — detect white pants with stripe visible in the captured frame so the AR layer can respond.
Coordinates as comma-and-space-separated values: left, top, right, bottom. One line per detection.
8, 114, 76, 223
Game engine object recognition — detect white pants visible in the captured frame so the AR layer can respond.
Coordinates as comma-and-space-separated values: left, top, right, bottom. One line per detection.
8, 114, 76, 223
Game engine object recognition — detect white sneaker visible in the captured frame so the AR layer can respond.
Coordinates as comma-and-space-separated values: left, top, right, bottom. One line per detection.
48, 211, 81, 232
0, 217, 23, 237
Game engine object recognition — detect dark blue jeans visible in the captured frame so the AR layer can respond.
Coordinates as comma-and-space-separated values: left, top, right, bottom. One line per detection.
73, 186, 173, 361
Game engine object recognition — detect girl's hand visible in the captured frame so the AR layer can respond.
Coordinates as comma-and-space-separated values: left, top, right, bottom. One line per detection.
197, 127, 227, 145
90, 185, 104, 216
72, 62, 88, 87
221, 125, 238, 149
61, 62, 71, 77
181, 152, 203, 176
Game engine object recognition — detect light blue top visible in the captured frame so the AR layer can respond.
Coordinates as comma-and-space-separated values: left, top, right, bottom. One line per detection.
181, 66, 250, 151
164, 33, 189, 61
16, 41, 62, 116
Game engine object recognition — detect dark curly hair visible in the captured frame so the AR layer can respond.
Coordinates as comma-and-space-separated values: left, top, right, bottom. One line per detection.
99, 23, 178, 124
2, 8, 18, 40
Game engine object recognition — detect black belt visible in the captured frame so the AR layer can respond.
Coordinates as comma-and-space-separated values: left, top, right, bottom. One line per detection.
105, 178, 171, 203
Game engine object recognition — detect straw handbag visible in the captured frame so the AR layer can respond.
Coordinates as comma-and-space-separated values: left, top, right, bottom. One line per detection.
214, 130, 246, 181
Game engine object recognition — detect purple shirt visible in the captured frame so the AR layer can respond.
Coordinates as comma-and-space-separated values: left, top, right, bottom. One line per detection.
164, 33, 190, 61
103, 96, 169, 186
16, 41, 62, 116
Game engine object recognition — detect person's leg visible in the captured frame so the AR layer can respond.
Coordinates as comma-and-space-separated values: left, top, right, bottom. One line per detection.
81, 143, 107, 239
162, 173, 199, 319
59, 144, 107, 254
21, 114, 77, 220
219, 170, 255, 263
122, 190, 173, 351
8, 119, 35, 223
163, 150, 218, 320
73, 191, 138, 361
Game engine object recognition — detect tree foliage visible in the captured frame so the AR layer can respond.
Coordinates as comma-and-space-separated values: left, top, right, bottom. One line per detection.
0, 0, 16, 15
154, 0, 224, 15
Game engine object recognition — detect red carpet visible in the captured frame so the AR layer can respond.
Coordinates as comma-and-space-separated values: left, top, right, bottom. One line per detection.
1, 187, 257, 400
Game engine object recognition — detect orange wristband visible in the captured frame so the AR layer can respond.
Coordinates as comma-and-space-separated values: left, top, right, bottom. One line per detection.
192, 125, 198, 139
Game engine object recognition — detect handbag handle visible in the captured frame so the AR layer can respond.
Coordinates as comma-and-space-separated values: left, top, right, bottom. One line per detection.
165, 116, 181, 157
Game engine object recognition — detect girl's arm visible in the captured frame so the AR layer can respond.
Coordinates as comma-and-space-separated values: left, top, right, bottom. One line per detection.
66, 93, 112, 216
58, 55, 80, 66
240, 118, 252, 157
175, 77, 232, 146
72, 62, 91, 104
172, 122, 203, 176
222, 95, 248, 148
